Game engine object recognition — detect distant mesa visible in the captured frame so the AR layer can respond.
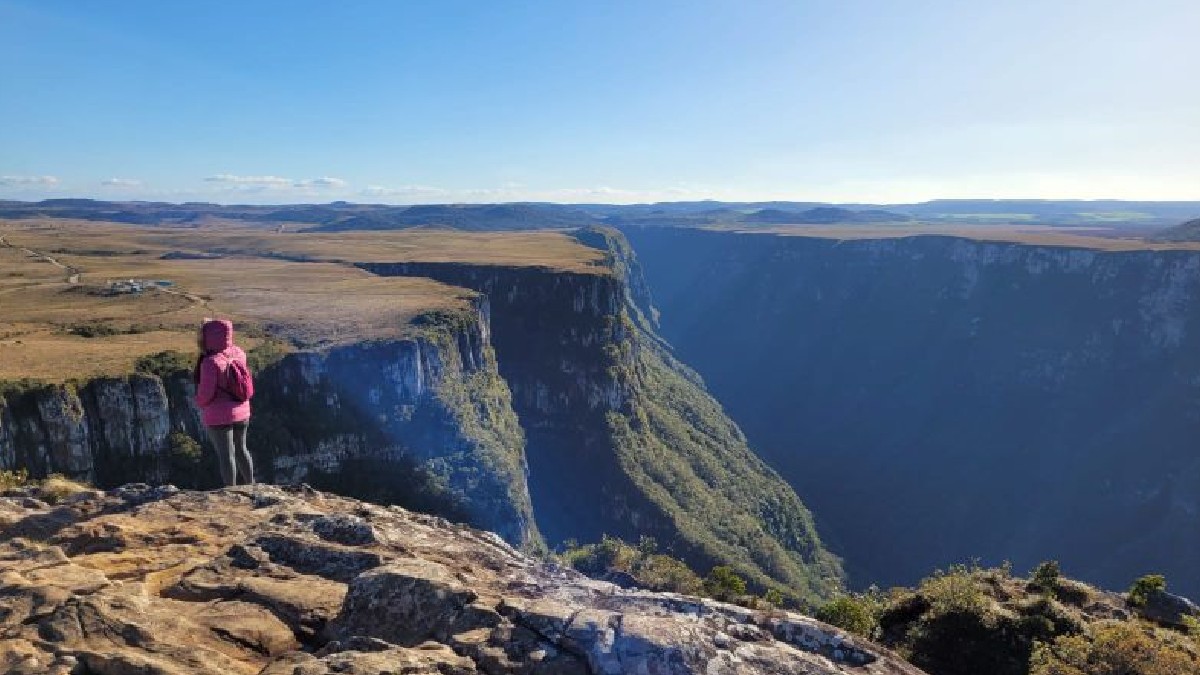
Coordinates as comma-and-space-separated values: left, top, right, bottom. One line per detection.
1156, 217, 1200, 242
744, 206, 911, 225
2, 197, 1199, 232
307, 203, 602, 232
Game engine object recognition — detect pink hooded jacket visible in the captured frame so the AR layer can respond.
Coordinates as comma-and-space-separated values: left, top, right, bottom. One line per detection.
194, 319, 252, 427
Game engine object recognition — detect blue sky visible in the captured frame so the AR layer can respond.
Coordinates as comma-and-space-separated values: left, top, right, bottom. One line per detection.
1, 0, 1197, 204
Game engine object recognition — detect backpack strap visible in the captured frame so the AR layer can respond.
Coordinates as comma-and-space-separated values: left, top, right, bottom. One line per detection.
208, 351, 237, 399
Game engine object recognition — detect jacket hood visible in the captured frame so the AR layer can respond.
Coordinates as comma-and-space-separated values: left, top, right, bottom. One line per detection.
202, 319, 234, 353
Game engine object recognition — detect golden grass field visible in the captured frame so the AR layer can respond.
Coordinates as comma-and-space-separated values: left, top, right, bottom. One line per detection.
1, 216, 1192, 383
0, 219, 605, 382
735, 224, 1200, 251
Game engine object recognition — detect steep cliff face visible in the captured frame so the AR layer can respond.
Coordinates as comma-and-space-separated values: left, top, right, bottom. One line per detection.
0, 375, 179, 485
361, 229, 842, 601
625, 228, 1200, 595
0, 301, 538, 549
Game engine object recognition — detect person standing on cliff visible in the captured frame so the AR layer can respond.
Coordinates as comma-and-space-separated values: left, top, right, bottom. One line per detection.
193, 318, 256, 486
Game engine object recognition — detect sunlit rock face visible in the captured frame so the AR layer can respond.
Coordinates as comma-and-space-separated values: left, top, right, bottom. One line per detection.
626, 228, 1200, 595
0, 484, 924, 675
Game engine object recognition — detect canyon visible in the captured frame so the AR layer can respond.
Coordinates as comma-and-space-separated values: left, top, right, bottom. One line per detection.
625, 227, 1200, 596
4, 216, 1200, 604
0, 223, 838, 604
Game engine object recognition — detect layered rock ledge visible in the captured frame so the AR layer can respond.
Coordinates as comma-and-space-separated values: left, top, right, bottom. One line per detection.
0, 484, 923, 674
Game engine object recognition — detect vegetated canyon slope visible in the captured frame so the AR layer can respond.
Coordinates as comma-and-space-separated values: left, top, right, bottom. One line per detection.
0, 219, 839, 602
359, 227, 841, 601
0, 482, 922, 675
624, 226, 1200, 597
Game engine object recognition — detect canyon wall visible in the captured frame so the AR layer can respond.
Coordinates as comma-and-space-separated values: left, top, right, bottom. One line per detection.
625, 228, 1200, 595
361, 229, 842, 601
0, 298, 539, 548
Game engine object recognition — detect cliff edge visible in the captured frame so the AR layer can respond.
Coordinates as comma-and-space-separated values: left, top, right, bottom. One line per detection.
0, 484, 921, 675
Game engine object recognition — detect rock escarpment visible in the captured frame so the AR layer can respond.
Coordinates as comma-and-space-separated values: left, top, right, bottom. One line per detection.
0, 300, 539, 549
361, 228, 842, 602
625, 228, 1200, 594
0, 484, 922, 675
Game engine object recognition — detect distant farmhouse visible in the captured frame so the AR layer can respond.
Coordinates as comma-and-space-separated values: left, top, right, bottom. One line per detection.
106, 279, 172, 295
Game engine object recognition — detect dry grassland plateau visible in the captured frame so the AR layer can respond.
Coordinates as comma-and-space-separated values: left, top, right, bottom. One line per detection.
739, 224, 1200, 251
0, 219, 605, 382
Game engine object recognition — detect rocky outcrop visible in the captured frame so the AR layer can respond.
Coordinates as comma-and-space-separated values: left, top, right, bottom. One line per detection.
625, 227, 1200, 595
0, 484, 924, 674
1134, 589, 1200, 628
0, 301, 539, 549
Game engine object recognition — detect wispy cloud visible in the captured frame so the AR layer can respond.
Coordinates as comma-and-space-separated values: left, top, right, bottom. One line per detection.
360, 185, 446, 198
101, 177, 142, 187
204, 174, 293, 187
204, 174, 350, 193
354, 183, 707, 204
294, 176, 348, 188
0, 175, 59, 186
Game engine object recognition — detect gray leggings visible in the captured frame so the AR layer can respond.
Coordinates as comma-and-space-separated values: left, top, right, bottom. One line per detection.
206, 421, 254, 487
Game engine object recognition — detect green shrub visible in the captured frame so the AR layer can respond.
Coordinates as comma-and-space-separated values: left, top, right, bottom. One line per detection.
562, 535, 639, 576
0, 469, 32, 491
166, 431, 214, 489
1182, 615, 1200, 645
1031, 621, 1199, 674
816, 595, 880, 638
1128, 574, 1167, 608
762, 588, 785, 608
135, 350, 194, 378
0, 378, 52, 401
634, 554, 705, 595
920, 564, 988, 615
637, 535, 658, 556
168, 431, 202, 462
704, 565, 748, 601
67, 321, 122, 338
247, 339, 289, 372
1030, 560, 1062, 597
561, 536, 707, 596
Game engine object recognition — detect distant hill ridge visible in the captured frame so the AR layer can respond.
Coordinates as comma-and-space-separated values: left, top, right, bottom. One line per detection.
0, 199, 603, 231
3, 197, 1200, 229
1157, 217, 1200, 242
744, 206, 910, 224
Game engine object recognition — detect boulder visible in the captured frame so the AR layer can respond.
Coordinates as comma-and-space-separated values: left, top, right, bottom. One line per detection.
1135, 588, 1200, 628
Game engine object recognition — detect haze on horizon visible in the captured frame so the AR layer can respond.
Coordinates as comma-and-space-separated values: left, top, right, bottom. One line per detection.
1, 0, 1197, 205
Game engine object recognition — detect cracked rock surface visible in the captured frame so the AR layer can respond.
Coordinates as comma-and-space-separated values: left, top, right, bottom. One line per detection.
0, 484, 925, 674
